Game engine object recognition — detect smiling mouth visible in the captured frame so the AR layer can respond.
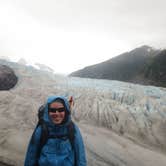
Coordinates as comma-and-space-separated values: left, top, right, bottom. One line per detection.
51, 115, 62, 121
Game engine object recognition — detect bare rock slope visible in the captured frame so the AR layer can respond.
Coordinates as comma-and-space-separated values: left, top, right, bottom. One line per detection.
0, 61, 166, 166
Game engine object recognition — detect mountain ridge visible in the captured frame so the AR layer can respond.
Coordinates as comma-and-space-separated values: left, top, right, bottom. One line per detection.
70, 45, 165, 87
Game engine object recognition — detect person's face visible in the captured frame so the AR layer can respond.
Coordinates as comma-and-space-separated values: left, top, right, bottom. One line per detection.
48, 102, 65, 124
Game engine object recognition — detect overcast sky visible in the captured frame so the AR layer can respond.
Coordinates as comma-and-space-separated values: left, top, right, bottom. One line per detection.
0, 0, 166, 74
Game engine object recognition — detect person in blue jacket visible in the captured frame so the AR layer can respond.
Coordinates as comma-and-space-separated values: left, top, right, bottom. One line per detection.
24, 96, 87, 166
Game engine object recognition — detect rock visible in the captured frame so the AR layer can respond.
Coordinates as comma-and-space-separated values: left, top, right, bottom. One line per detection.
0, 65, 18, 90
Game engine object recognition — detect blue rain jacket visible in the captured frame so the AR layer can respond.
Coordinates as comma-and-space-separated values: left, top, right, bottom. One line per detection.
24, 96, 87, 166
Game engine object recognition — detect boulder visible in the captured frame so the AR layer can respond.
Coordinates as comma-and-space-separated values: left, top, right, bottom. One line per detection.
0, 65, 18, 90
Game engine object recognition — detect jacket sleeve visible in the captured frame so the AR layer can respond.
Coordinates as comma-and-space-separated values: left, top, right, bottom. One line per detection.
74, 125, 87, 166
24, 126, 42, 166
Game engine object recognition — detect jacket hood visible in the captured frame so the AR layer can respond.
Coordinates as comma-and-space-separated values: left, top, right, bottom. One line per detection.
43, 96, 71, 126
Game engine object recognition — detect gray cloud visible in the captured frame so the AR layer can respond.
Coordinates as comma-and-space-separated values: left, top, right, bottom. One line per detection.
10, 0, 165, 47
0, 0, 166, 73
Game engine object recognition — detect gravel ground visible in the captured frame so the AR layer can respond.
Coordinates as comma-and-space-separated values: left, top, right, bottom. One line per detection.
0, 162, 13, 166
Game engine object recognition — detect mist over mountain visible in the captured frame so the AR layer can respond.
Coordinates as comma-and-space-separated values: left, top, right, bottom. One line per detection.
35, 63, 54, 73
70, 45, 166, 87
17, 58, 27, 65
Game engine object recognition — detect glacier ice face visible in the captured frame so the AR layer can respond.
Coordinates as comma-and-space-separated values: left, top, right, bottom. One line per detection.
56, 76, 166, 152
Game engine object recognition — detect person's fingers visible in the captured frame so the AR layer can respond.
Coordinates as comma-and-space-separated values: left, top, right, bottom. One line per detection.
69, 96, 73, 102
